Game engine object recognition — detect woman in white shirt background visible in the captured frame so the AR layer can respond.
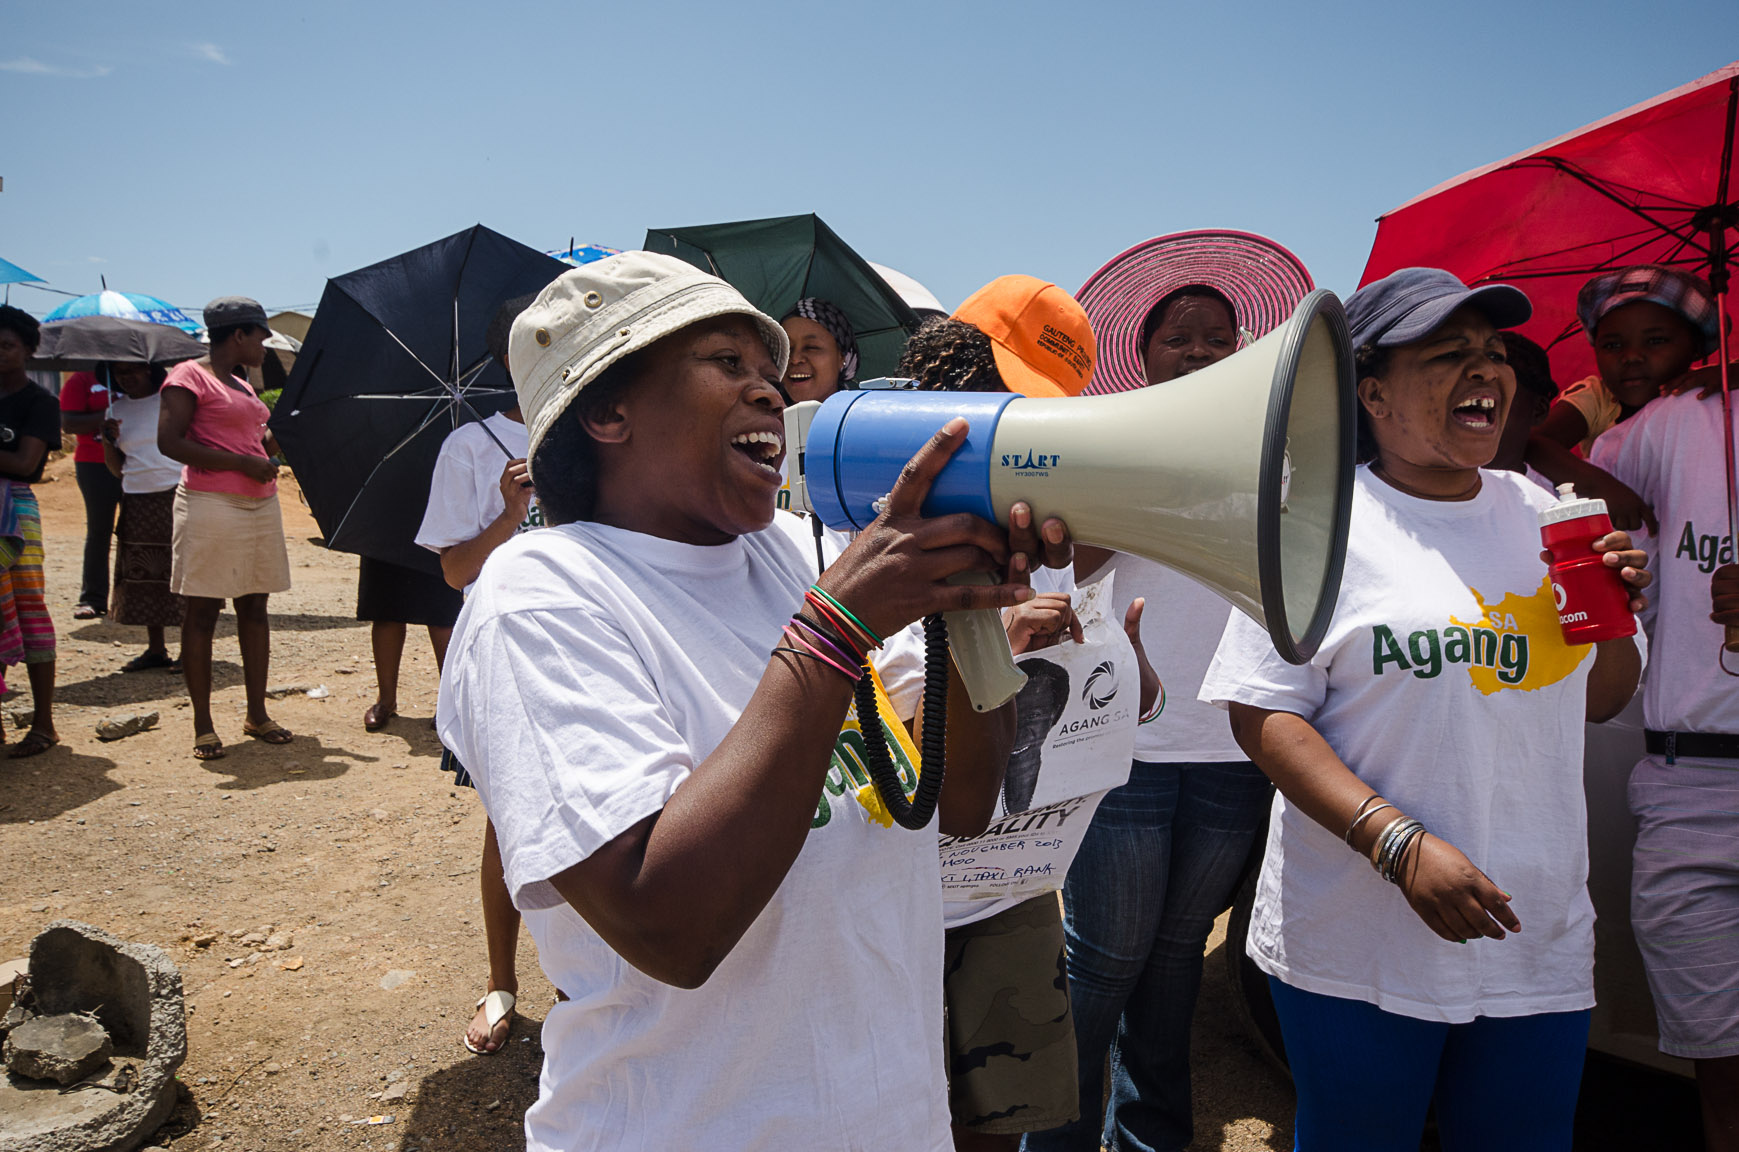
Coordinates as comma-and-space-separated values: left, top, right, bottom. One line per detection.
1201, 267, 1651, 1152
99, 361, 184, 671
413, 295, 543, 1056
438, 251, 1072, 1152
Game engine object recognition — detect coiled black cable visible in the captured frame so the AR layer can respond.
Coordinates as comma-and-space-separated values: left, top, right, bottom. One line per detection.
810, 512, 950, 830
853, 613, 949, 830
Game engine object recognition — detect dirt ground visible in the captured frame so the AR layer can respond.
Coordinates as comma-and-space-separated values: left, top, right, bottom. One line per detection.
0, 453, 1697, 1151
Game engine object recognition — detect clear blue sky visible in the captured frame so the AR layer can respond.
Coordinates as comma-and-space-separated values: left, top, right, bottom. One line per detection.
4, 0, 1736, 319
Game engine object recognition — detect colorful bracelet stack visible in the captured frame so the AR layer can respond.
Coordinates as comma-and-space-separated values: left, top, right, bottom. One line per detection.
1368, 815, 1427, 885
772, 586, 884, 684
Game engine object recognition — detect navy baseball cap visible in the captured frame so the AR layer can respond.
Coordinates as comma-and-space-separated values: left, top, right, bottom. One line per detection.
1346, 268, 1531, 350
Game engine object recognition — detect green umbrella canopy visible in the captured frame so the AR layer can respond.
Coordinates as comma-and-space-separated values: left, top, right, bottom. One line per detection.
644, 214, 921, 381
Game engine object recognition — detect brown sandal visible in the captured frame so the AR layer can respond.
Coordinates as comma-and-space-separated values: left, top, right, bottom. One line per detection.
8, 729, 57, 759
242, 719, 293, 745
193, 732, 226, 761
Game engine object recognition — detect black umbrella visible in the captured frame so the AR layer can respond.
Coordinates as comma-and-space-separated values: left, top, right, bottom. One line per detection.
644, 214, 921, 380
30, 315, 208, 371
269, 225, 567, 575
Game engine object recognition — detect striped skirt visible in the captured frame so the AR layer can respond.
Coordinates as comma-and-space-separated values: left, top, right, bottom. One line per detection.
0, 487, 55, 666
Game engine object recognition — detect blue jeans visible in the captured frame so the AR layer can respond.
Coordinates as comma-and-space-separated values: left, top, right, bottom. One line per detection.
1025, 759, 1273, 1152
1267, 978, 1589, 1151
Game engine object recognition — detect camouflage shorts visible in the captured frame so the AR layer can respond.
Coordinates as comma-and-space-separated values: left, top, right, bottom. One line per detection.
943, 893, 1080, 1134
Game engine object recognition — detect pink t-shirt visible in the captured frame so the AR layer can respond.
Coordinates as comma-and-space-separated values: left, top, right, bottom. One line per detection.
162, 361, 276, 498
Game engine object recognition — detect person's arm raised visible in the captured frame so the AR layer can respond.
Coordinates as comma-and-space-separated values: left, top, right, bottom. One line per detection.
1525, 403, 1655, 534
546, 418, 1034, 987
1578, 530, 1650, 722
439, 458, 532, 590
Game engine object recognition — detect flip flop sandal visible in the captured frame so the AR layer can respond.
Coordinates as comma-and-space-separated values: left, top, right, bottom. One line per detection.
7, 730, 57, 759
193, 732, 226, 761
463, 990, 516, 1055
242, 719, 294, 745
121, 650, 176, 673
72, 604, 100, 621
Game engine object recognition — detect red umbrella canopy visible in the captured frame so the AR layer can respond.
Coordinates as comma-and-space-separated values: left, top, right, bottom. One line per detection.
1361, 61, 1739, 386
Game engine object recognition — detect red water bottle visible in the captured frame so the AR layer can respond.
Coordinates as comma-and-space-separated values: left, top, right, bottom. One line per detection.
1538, 483, 1637, 645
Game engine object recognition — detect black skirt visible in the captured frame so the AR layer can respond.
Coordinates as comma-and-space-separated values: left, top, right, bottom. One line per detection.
355, 555, 463, 627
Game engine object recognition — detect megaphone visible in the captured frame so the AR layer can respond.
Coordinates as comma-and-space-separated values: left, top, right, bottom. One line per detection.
784, 287, 1357, 712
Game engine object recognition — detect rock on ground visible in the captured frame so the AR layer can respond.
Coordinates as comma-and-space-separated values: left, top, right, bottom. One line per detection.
4, 1013, 112, 1085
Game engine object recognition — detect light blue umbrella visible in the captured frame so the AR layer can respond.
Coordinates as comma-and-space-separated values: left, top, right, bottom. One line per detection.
43, 289, 200, 334
546, 241, 621, 266
0, 257, 42, 286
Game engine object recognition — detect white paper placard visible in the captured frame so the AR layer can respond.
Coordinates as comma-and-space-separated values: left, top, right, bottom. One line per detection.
939, 573, 1138, 907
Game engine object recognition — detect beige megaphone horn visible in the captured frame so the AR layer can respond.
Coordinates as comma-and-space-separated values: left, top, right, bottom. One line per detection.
785, 288, 1358, 711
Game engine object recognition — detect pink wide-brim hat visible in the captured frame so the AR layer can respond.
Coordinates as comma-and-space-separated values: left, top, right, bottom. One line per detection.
1076, 229, 1314, 394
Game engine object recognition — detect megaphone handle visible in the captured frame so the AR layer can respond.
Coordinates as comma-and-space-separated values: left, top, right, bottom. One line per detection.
1727, 624, 1739, 653
942, 571, 1027, 713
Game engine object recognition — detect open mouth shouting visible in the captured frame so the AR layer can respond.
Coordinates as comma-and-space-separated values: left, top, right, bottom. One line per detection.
730, 428, 785, 479
1449, 391, 1501, 431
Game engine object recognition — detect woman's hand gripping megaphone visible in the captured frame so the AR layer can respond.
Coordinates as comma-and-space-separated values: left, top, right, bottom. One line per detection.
815, 417, 1071, 644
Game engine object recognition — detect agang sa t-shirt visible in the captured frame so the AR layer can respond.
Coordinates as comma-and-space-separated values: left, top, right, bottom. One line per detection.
436, 511, 946, 1152
1593, 389, 1737, 738
1200, 466, 1601, 1023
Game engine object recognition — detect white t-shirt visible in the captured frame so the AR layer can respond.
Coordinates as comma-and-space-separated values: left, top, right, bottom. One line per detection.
1089, 553, 1246, 763
108, 393, 181, 494
1593, 390, 1737, 738
1200, 467, 1601, 1023
414, 412, 542, 569
437, 512, 947, 1152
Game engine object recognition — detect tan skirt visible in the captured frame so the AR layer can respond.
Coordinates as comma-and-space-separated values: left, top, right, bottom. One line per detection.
170, 485, 292, 600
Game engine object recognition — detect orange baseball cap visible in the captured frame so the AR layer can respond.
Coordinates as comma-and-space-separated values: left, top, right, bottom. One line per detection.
953, 276, 1096, 397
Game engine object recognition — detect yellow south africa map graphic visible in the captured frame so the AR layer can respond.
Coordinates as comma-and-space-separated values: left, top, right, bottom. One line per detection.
1449, 577, 1591, 696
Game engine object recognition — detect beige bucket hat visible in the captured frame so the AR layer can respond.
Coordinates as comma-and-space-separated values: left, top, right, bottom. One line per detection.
509, 250, 790, 460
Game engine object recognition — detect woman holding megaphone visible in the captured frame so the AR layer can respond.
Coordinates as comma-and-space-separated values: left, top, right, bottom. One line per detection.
436, 252, 1072, 1152
1202, 268, 1651, 1151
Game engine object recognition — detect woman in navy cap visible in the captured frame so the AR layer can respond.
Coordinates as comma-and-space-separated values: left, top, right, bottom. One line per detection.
1200, 269, 1651, 1151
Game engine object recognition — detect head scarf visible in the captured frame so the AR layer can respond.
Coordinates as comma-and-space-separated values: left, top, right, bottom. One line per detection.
784, 297, 859, 382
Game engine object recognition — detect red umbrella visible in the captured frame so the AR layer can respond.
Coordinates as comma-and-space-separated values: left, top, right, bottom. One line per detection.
1361, 61, 1739, 639
1362, 61, 1736, 378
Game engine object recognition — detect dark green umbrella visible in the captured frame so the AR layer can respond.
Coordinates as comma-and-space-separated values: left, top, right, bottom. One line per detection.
644, 214, 921, 380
